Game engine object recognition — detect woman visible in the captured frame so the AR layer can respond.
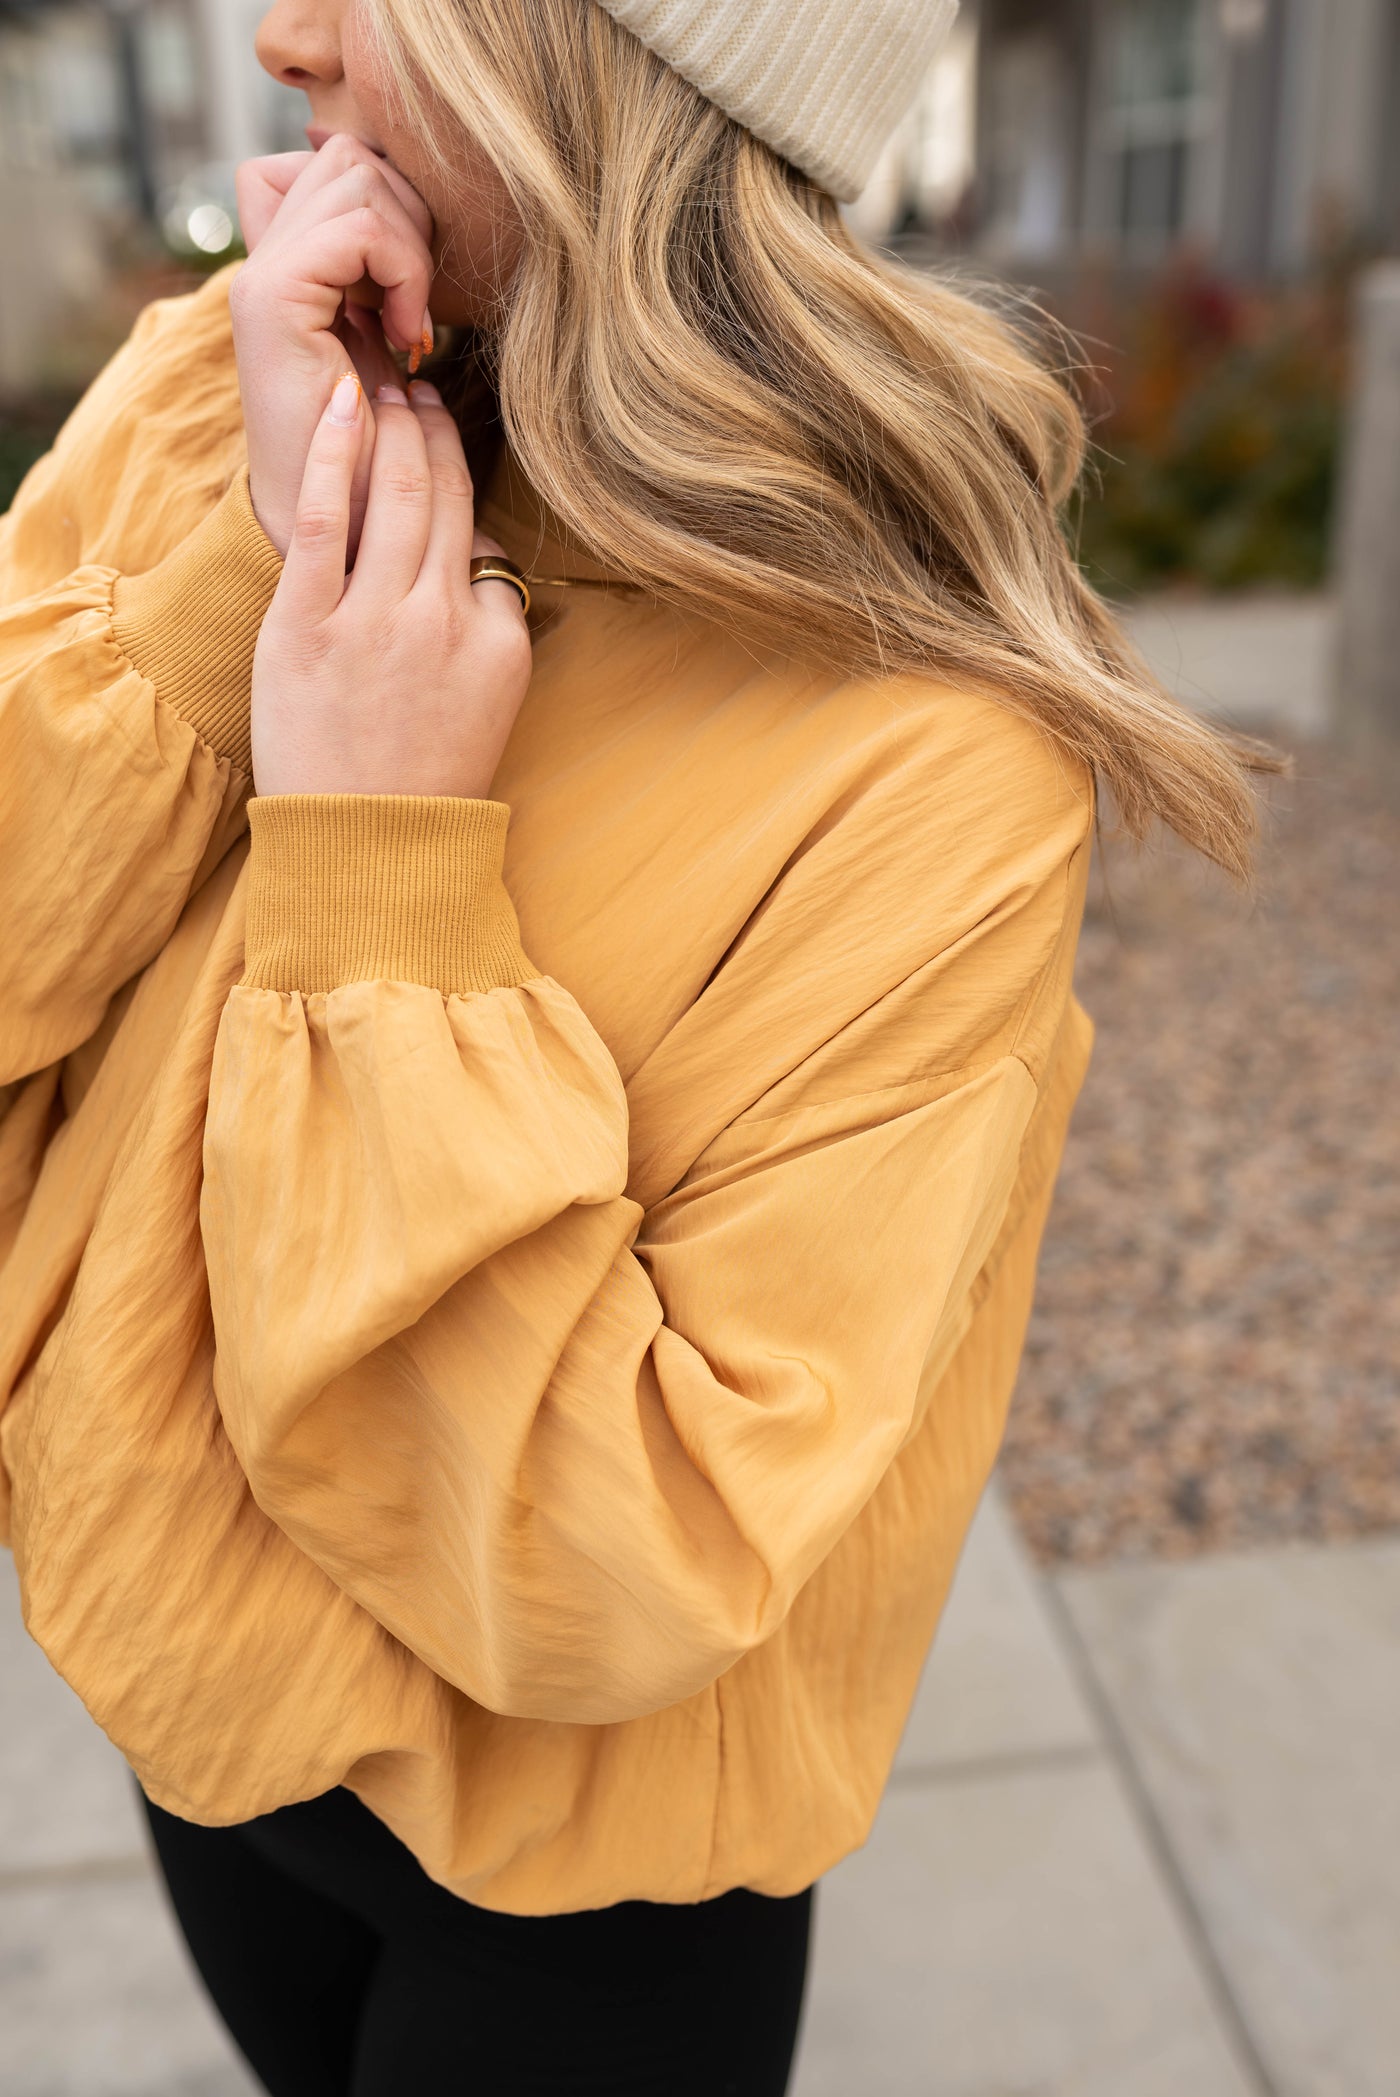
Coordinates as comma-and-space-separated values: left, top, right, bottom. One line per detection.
0, 1, 1266, 2091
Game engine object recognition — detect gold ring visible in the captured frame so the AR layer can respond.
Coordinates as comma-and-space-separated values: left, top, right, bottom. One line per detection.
469, 555, 531, 617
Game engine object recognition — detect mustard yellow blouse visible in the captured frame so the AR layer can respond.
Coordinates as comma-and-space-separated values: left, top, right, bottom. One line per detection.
0, 267, 1093, 1914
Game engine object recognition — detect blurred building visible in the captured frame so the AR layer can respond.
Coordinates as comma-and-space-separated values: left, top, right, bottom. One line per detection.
867, 0, 1400, 281
0, 0, 297, 394
5, 0, 1400, 396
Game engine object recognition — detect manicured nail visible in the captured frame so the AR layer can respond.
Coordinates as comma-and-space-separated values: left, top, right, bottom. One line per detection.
328, 371, 362, 425
407, 311, 434, 376
376, 383, 409, 406
409, 379, 443, 406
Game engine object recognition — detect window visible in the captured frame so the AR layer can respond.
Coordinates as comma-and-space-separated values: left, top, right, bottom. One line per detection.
983, 32, 1072, 260
1097, 0, 1211, 251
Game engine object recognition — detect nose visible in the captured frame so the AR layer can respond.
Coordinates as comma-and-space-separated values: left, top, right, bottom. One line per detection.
255, 0, 345, 90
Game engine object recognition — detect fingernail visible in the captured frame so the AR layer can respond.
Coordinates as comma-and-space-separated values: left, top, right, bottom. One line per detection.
328, 372, 362, 425
409, 379, 443, 406
376, 383, 409, 406
408, 311, 434, 376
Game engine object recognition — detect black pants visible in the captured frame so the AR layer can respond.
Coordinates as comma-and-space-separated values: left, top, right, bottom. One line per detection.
139, 1783, 812, 2097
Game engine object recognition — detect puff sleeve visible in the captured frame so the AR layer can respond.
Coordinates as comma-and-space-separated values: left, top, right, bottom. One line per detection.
0, 273, 279, 1084
200, 779, 1084, 1726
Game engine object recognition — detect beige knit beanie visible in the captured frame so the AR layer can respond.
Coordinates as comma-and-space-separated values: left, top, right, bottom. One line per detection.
594, 0, 960, 202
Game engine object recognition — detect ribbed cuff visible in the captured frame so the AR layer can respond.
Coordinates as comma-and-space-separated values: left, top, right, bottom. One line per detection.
240, 795, 537, 995
111, 467, 283, 777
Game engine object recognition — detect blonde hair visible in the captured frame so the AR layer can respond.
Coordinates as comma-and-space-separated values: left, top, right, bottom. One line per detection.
368, 0, 1275, 877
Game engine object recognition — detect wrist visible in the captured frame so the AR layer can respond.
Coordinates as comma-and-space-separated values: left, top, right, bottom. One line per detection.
247, 478, 293, 561
250, 742, 501, 799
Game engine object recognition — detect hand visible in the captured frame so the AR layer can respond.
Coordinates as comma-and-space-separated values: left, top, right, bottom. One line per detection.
250, 372, 533, 799
232, 135, 437, 561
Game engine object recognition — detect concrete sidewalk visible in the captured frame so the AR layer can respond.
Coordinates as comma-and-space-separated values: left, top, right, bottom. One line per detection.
793, 1492, 1400, 2097
1121, 590, 1335, 740
5, 1483, 1398, 2096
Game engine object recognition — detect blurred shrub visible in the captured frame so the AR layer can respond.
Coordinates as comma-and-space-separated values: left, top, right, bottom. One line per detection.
1068, 256, 1350, 597
1, 255, 211, 516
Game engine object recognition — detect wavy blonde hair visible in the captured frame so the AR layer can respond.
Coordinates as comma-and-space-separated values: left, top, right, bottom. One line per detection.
367, 0, 1275, 877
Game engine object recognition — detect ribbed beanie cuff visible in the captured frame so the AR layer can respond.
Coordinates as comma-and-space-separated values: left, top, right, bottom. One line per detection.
595, 0, 959, 202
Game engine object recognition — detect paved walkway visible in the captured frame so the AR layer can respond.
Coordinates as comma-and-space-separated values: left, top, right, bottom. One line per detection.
4, 1486, 1399, 2096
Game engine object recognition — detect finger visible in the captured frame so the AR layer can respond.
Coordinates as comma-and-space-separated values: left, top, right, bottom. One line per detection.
408, 382, 476, 590
313, 133, 435, 247
277, 371, 364, 623
348, 400, 378, 567
261, 206, 433, 359
468, 531, 532, 630
235, 152, 315, 250
304, 169, 434, 352
257, 133, 435, 258
338, 302, 404, 397
348, 388, 433, 602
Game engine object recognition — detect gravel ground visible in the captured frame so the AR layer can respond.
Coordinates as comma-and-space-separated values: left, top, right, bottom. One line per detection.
1001, 734, 1400, 1565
